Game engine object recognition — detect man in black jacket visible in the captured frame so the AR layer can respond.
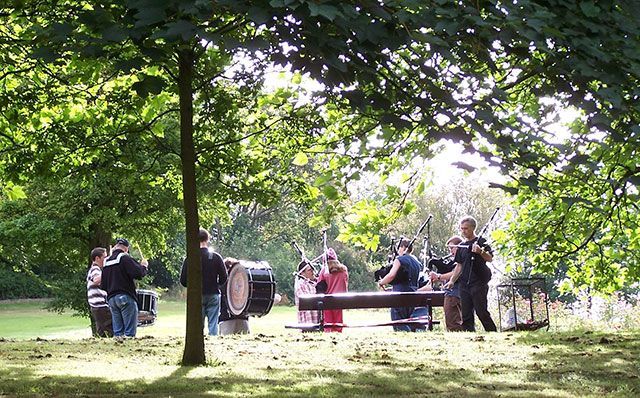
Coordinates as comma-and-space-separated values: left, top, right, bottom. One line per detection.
101, 238, 148, 338
180, 228, 228, 335
444, 216, 497, 332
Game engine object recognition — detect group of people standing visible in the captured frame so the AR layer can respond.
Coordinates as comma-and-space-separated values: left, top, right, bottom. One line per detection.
382, 215, 497, 332
86, 238, 149, 339
88, 216, 495, 338
87, 228, 244, 340
293, 215, 496, 333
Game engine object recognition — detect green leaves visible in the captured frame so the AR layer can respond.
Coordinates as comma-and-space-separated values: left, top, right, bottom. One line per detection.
3, 183, 27, 201
132, 75, 165, 98
4, 0, 640, 299
133, 6, 167, 28
30, 47, 59, 62
495, 136, 640, 293
306, 2, 341, 21
292, 152, 309, 166
338, 200, 388, 251
161, 20, 198, 41
579, 1, 600, 18
322, 185, 339, 200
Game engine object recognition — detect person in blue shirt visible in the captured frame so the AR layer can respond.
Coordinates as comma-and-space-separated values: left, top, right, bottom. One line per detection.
377, 238, 421, 331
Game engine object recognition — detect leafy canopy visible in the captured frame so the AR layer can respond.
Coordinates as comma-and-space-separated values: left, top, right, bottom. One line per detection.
2, 0, 640, 297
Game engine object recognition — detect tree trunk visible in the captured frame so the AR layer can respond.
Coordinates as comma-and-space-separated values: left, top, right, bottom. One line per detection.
178, 47, 205, 366
88, 223, 112, 258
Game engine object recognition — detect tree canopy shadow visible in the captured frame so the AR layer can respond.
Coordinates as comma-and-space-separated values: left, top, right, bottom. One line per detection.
1, 331, 639, 397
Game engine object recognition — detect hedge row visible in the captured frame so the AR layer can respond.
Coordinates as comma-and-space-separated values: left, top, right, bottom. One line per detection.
0, 268, 52, 299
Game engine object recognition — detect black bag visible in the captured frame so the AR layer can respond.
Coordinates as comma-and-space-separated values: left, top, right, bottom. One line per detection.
374, 265, 391, 282
429, 257, 456, 274
418, 274, 429, 289
315, 280, 328, 294
373, 264, 408, 284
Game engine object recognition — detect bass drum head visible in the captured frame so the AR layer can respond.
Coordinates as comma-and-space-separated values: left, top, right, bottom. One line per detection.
226, 260, 276, 317
227, 265, 250, 317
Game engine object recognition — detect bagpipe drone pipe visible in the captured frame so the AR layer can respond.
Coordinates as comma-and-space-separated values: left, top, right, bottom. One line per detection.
373, 236, 408, 283
373, 215, 433, 284
291, 230, 329, 294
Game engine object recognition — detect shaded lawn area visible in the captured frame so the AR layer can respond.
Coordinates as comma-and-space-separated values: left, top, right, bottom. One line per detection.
1, 329, 638, 397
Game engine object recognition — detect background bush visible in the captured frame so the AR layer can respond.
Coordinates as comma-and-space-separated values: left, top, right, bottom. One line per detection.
0, 266, 52, 299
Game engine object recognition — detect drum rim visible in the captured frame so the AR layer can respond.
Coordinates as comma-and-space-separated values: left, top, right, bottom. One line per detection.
136, 289, 159, 297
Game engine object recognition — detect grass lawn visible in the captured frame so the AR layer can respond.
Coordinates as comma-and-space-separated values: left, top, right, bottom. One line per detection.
0, 298, 419, 339
0, 300, 639, 397
0, 300, 91, 339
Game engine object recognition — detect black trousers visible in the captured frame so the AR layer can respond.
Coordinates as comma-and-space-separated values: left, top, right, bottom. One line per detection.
90, 306, 114, 337
460, 282, 497, 332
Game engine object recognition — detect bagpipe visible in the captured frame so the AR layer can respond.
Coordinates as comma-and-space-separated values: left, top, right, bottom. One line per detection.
373, 236, 401, 282
417, 218, 454, 289
291, 229, 329, 294
427, 254, 456, 274
374, 215, 433, 283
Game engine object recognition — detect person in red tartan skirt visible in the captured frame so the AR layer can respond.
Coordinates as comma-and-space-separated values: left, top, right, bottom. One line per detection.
316, 248, 349, 332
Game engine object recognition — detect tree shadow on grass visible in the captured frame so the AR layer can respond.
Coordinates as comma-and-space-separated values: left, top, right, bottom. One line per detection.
1, 331, 639, 397
0, 361, 501, 397
0, 363, 234, 397
514, 330, 640, 396
0, 350, 611, 397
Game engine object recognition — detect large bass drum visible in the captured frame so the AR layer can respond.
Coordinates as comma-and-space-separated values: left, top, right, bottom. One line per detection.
226, 260, 276, 318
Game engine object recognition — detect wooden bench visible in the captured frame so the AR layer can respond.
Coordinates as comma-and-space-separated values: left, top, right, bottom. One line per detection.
287, 291, 445, 331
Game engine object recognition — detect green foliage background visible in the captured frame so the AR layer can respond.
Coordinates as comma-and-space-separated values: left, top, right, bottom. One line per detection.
2, 0, 640, 321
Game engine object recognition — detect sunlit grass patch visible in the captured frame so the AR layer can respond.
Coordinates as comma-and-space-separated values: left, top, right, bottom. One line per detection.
1, 330, 639, 397
1, 300, 639, 396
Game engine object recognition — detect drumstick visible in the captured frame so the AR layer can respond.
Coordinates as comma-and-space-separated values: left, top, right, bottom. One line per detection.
135, 244, 149, 267
135, 244, 146, 260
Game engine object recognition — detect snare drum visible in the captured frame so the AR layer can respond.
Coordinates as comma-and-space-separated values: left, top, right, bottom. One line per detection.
226, 260, 276, 318
136, 289, 158, 326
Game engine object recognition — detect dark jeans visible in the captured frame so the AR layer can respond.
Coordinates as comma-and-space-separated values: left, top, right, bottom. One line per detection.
391, 284, 417, 332
460, 283, 497, 332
